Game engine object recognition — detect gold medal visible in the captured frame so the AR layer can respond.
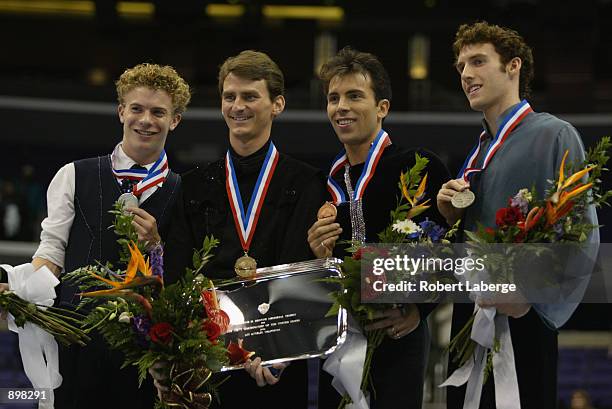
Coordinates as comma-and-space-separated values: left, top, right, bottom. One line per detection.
451, 189, 475, 209
226, 144, 278, 279
234, 253, 257, 278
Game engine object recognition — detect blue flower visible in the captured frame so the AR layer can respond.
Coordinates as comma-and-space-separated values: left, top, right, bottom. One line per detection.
132, 315, 151, 347
419, 218, 447, 243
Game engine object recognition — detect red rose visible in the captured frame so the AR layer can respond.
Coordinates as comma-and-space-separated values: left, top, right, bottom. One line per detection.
353, 248, 363, 260
484, 227, 496, 236
149, 322, 173, 345
495, 207, 524, 227
353, 246, 386, 260
513, 231, 526, 243
362, 270, 386, 301
202, 320, 221, 342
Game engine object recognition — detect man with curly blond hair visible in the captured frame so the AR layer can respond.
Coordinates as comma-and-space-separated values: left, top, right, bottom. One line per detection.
29, 63, 191, 409
437, 21, 598, 409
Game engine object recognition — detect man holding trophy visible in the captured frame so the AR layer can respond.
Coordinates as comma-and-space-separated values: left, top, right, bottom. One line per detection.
163, 50, 327, 408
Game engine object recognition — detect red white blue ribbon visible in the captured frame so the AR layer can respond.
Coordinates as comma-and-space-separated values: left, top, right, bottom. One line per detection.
226, 143, 279, 251
326, 129, 391, 205
457, 100, 533, 181
112, 150, 169, 197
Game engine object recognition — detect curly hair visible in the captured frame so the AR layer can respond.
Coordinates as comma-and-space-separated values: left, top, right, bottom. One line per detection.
453, 21, 534, 99
218, 50, 284, 100
319, 46, 392, 103
116, 63, 191, 114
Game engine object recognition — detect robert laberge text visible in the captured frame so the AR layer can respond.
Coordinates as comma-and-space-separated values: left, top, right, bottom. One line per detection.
372, 280, 516, 294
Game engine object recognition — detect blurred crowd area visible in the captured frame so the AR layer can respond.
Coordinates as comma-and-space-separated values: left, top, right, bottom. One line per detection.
0, 165, 45, 243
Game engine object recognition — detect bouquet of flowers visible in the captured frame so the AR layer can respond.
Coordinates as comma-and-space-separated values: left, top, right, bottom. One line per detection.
448, 137, 611, 382
64, 202, 246, 409
326, 153, 455, 408
0, 281, 89, 347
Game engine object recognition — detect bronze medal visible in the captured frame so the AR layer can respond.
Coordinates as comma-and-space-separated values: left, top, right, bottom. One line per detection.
451, 189, 475, 209
317, 201, 337, 220
234, 253, 257, 278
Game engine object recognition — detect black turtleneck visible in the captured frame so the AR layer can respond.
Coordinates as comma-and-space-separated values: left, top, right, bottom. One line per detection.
164, 140, 327, 281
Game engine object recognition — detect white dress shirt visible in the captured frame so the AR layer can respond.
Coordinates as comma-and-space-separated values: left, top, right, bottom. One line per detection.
33, 143, 163, 270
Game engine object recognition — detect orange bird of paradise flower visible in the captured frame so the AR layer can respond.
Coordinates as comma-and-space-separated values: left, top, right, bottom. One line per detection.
400, 171, 431, 219
546, 150, 596, 226
80, 242, 163, 297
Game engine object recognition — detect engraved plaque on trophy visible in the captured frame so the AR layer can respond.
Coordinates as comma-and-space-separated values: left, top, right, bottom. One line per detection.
216, 258, 347, 371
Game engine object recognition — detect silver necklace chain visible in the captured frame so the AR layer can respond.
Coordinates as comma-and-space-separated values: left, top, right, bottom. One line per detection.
343, 163, 366, 244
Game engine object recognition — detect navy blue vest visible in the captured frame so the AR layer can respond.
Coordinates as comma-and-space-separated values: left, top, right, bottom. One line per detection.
60, 155, 179, 307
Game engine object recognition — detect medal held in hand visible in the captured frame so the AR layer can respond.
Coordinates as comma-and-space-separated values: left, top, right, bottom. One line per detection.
317, 201, 337, 220
455, 100, 533, 209
226, 143, 280, 278
451, 189, 475, 209
117, 192, 139, 210
113, 150, 170, 211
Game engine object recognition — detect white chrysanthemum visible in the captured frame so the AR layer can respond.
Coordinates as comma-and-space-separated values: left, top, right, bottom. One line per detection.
518, 188, 532, 202
392, 219, 422, 235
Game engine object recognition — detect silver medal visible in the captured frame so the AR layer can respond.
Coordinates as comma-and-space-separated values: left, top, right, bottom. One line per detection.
118, 193, 139, 210
451, 189, 475, 209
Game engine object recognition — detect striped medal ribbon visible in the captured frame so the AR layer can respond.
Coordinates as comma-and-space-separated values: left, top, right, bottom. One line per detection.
326, 129, 392, 205
226, 143, 280, 277
452, 100, 533, 209
113, 150, 169, 208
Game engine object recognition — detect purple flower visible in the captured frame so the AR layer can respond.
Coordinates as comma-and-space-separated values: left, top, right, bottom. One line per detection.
132, 315, 151, 347
419, 218, 447, 243
510, 189, 531, 215
148, 243, 164, 279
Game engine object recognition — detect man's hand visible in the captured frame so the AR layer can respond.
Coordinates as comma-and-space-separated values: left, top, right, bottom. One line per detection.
127, 208, 161, 246
364, 304, 421, 339
32, 257, 61, 277
307, 216, 342, 258
436, 178, 469, 225
478, 291, 531, 319
244, 357, 287, 387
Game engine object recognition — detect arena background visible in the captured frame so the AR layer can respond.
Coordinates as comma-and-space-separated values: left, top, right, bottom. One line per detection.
0, 1, 610, 408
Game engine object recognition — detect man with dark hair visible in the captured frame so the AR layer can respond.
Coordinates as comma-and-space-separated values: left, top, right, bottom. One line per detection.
308, 46, 449, 409
163, 50, 326, 408
437, 21, 599, 409
29, 63, 191, 409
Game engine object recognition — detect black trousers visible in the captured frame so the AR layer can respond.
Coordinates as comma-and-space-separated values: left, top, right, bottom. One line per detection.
447, 305, 558, 409
319, 321, 430, 409
54, 332, 155, 409
210, 359, 308, 409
